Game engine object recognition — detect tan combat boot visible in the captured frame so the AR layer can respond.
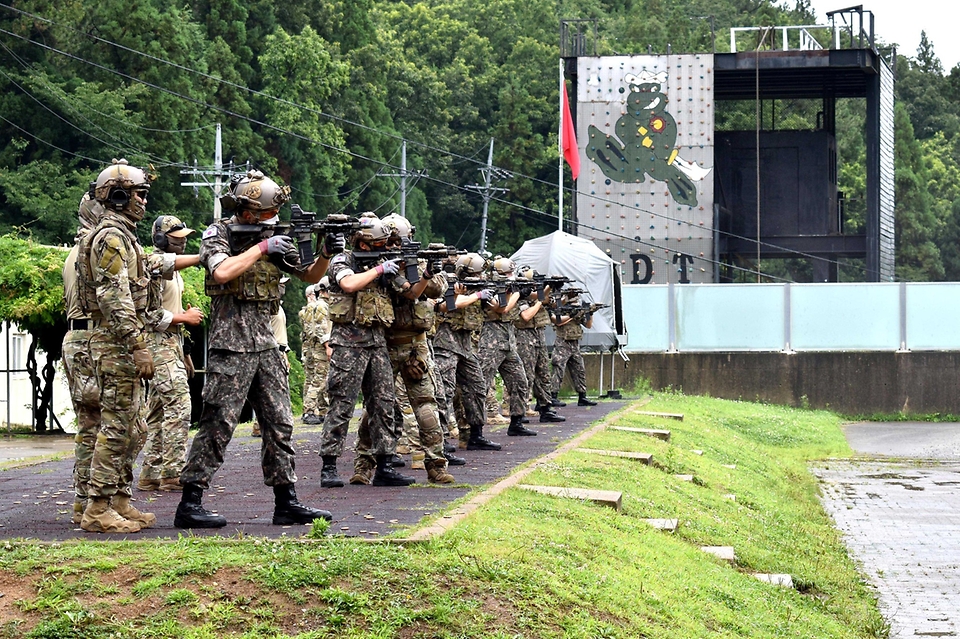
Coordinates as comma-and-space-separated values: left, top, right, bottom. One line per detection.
349, 456, 375, 485
72, 498, 86, 525
80, 497, 141, 534
426, 460, 455, 484
396, 444, 412, 455
137, 475, 160, 491
411, 451, 426, 470
158, 477, 182, 492
111, 495, 157, 528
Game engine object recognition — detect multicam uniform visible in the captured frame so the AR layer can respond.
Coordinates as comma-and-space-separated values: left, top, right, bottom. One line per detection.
180, 219, 298, 489
140, 267, 191, 486
479, 293, 529, 418
300, 297, 331, 419
515, 300, 554, 409
552, 313, 590, 395
319, 251, 397, 458
77, 213, 167, 501
354, 266, 450, 481
432, 294, 487, 444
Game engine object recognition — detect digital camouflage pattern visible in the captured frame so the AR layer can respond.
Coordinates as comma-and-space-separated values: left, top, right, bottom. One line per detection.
181, 348, 297, 488
552, 336, 588, 395
432, 325, 487, 430
515, 308, 552, 407
479, 314, 529, 417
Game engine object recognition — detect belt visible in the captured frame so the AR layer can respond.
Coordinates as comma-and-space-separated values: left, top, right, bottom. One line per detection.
68, 319, 89, 330
386, 333, 427, 347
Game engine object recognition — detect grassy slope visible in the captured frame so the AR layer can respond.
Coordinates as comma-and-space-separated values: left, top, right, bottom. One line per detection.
0, 393, 887, 638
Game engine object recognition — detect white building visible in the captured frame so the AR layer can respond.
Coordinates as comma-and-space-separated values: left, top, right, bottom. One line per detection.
0, 320, 74, 433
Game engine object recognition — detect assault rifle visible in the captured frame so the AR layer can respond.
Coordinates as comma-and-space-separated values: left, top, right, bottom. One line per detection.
441, 274, 488, 310
352, 247, 403, 272
289, 205, 362, 266
551, 300, 608, 323
398, 237, 422, 283
418, 243, 466, 275
224, 223, 301, 268
532, 274, 574, 301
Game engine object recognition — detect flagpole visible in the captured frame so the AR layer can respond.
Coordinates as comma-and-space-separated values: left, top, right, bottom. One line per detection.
558, 58, 564, 232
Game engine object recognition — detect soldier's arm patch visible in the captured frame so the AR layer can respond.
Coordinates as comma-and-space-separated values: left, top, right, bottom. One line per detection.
202, 226, 218, 239
97, 233, 129, 277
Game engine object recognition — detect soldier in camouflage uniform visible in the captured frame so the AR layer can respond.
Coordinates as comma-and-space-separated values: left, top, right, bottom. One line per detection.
299, 281, 330, 425
319, 215, 416, 488
349, 214, 456, 485
514, 267, 566, 424
432, 252, 502, 451
479, 258, 537, 437
138, 215, 203, 493
551, 290, 598, 407
175, 169, 337, 528
62, 194, 103, 524
75, 159, 165, 534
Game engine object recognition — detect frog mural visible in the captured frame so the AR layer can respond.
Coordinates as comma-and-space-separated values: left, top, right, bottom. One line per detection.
586, 70, 710, 207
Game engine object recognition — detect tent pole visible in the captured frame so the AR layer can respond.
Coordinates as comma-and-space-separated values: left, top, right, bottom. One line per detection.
558, 58, 564, 232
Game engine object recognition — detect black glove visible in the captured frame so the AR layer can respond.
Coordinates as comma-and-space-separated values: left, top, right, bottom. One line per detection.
322, 232, 346, 258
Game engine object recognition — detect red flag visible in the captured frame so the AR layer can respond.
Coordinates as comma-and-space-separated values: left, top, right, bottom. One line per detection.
561, 80, 580, 179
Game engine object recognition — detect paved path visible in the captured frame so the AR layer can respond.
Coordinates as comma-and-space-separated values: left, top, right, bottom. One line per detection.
0, 401, 624, 541
815, 422, 960, 638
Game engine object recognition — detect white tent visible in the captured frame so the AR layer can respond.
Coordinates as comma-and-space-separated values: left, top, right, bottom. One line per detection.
510, 230, 625, 349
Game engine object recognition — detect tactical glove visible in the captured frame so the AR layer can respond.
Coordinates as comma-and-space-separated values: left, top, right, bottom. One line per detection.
477, 288, 495, 301
322, 232, 346, 258
132, 344, 155, 380
375, 259, 400, 276
258, 235, 295, 256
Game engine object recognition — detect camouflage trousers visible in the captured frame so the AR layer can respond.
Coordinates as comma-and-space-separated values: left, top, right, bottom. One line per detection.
140, 332, 190, 480
395, 375, 420, 448
320, 342, 396, 458
181, 348, 297, 489
433, 339, 486, 429
516, 327, 551, 406
552, 338, 587, 395
62, 330, 100, 500
356, 338, 444, 464
87, 331, 147, 499
479, 329, 528, 418
301, 338, 329, 418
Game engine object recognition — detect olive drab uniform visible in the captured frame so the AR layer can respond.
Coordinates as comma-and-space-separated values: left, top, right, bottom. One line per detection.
552, 312, 589, 395
179, 218, 298, 489
432, 294, 487, 441
479, 291, 529, 418
515, 301, 554, 409
62, 243, 100, 522
140, 264, 192, 487
300, 297, 331, 420
76, 213, 165, 501
353, 266, 450, 482
319, 251, 398, 459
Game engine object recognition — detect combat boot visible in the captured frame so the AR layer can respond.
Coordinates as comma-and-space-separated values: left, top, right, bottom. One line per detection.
486, 412, 509, 425
251, 421, 261, 437
395, 444, 412, 455
137, 475, 160, 491
372, 454, 416, 486
578, 392, 598, 407
507, 414, 538, 436
444, 451, 467, 466
158, 477, 182, 491
80, 497, 141, 534
301, 413, 323, 425
272, 483, 332, 525
550, 392, 567, 407
387, 453, 406, 467
443, 440, 457, 454
174, 483, 227, 529
349, 456, 375, 485
537, 404, 566, 423
467, 425, 502, 450
425, 459, 455, 484
320, 455, 344, 488
72, 497, 86, 525
411, 451, 425, 470
111, 495, 157, 528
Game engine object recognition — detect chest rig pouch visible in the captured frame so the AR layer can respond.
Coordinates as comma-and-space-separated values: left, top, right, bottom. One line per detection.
205, 259, 282, 307
556, 319, 584, 341
356, 287, 395, 327
393, 298, 435, 332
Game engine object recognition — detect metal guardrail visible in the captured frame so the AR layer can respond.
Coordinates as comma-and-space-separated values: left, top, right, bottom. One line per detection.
729, 7, 875, 53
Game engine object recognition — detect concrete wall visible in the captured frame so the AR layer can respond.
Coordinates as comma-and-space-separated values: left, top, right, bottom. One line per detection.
580, 351, 960, 415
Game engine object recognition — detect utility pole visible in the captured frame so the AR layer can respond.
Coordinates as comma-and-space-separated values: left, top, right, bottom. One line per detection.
465, 139, 510, 254
380, 140, 427, 217
180, 123, 235, 221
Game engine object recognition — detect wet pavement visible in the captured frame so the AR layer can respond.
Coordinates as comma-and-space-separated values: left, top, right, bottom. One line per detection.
815, 422, 960, 638
0, 401, 624, 541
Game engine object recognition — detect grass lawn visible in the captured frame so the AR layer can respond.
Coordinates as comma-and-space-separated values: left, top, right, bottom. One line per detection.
0, 392, 888, 638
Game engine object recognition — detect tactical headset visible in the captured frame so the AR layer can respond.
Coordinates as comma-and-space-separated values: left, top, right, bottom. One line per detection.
152, 218, 187, 251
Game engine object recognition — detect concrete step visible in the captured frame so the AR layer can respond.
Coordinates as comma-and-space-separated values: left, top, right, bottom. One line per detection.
643, 518, 679, 532
610, 426, 671, 441
634, 410, 684, 421
675, 474, 695, 482
517, 485, 622, 511
753, 573, 794, 588
579, 448, 653, 464
700, 546, 736, 563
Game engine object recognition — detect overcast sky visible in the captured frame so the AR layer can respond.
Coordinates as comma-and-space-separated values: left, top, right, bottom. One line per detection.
803, 0, 957, 71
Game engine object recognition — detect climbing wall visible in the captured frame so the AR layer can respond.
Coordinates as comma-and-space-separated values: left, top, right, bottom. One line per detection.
576, 54, 715, 284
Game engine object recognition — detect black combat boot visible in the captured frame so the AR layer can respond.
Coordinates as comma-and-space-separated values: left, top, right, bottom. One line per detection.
443, 441, 456, 454
372, 454, 417, 486
272, 484, 332, 524
578, 392, 598, 406
507, 414, 538, 436
444, 451, 467, 466
467, 424, 502, 450
320, 455, 344, 488
387, 453, 406, 467
174, 483, 227, 529
550, 392, 566, 407
536, 404, 566, 423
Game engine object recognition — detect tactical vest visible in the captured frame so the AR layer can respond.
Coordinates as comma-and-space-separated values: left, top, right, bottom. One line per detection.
76, 218, 151, 319
515, 304, 550, 330
441, 302, 484, 332
555, 318, 584, 341
485, 302, 520, 323
205, 257, 282, 305
328, 287, 394, 327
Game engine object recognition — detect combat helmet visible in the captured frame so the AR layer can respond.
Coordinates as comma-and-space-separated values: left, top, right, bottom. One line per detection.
220, 169, 290, 213
455, 252, 486, 277
491, 257, 516, 277
381, 213, 415, 239
93, 158, 153, 220
355, 215, 392, 245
